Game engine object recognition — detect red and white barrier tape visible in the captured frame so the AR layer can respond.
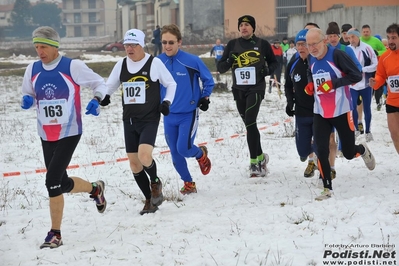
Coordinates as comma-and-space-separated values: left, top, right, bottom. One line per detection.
2, 118, 292, 177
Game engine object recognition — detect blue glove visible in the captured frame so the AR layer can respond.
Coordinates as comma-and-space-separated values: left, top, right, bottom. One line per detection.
21, 95, 34, 109
85, 99, 100, 116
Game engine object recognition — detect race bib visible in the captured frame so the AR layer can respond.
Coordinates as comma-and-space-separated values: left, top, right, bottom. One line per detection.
312, 72, 332, 94
388, 75, 399, 93
216, 50, 223, 56
234, 67, 256, 85
123, 81, 146, 104
38, 99, 68, 125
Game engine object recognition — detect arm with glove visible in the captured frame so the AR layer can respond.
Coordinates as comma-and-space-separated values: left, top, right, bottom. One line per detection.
70, 60, 107, 116
304, 68, 315, 96
284, 59, 295, 117
20, 64, 36, 110
85, 96, 101, 116
101, 60, 127, 107
217, 40, 237, 74
21, 95, 34, 109
154, 57, 177, 116
197, 97, 210, 111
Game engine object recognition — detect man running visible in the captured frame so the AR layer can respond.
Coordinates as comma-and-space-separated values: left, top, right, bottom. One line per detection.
218, 15, 278, 177
369, 23, 399, 154
305, 28, 376, 201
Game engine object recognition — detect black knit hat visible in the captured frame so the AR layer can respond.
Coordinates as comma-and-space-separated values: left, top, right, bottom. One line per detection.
326, 22, 340, 35
341, 23, 352, 33
238, 15, 256, 31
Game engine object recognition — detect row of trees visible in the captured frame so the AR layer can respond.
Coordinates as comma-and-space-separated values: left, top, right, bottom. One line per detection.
6, 0, 64, 39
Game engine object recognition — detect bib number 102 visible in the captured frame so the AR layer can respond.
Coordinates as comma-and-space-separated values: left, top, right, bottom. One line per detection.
125, 86, 141, 97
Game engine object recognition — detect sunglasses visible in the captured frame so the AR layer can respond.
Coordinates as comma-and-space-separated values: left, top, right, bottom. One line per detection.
162, 41, 177, 45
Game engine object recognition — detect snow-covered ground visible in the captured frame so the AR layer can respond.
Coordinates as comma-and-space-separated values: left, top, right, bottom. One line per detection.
0, 53, 398, 266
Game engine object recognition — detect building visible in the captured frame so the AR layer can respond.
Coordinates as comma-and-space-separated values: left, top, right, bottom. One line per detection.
115, 0, 223, 44
223, 0, 399, 38
0, 4, 12, 28
62, 0, 117, 39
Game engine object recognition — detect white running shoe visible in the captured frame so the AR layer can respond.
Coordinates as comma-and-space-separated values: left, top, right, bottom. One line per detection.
361, 142, 375, 170
365, 132, 374, 142
315, 188, 332, 201
259, 153, 269, 176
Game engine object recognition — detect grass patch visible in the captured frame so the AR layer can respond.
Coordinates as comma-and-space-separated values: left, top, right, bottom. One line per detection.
85, 62, 116, 77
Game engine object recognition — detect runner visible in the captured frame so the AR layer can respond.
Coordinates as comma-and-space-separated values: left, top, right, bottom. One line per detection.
305, 28, 376, 201
369, 23, 399, 154
218, 15, 278, 177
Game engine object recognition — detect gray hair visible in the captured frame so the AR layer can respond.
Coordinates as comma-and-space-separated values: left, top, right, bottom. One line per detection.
306, 28, 326, 41
32, 26, 60, 43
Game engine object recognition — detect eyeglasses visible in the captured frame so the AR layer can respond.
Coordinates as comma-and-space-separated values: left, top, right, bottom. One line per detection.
162, 40, 177, 45
306, 39, 323, 48
124, 43, 139, 48
296, 42, 306, 47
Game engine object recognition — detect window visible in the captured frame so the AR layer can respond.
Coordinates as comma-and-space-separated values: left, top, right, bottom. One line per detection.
88, 0, 96, 9
74, 26, 81, 37
73, 0, 80, 9
276, 0, 306, 36
277, 0, 306, 7
74, 13, 81, 23
89, 13, 96, 23
89, 26, 96, 36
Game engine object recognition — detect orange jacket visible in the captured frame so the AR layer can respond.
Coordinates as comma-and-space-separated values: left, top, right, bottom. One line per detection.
373, 49, 399, 107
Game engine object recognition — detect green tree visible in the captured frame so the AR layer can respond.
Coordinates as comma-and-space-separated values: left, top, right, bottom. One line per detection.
31, 3, 62, 29
10, 0, 32, 36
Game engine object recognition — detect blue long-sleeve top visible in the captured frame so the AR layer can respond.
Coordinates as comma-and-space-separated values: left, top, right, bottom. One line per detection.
158, 49, 215, 114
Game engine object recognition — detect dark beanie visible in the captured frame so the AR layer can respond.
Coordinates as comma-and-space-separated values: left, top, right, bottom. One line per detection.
341, 23, 352, 33
326, 22, 340, 35
238, 15, 256, 31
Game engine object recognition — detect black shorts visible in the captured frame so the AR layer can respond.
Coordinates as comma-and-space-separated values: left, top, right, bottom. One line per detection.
386, 104, 399, 114
41, 135, 80, 197
123, 119, 159, 153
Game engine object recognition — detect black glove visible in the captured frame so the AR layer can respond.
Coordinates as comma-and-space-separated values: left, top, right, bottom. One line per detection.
197, 97, 210, 111
159, 101, 170, 116
285, 101, 295, 117
100, 95, 110, 106
226, 52, 238, 66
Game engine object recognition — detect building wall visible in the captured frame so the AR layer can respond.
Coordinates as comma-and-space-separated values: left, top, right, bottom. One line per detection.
223, 0, 398, 38
308, 0, 399, 12
288, 5, 399, 39
155, 1, 172, 28
104, 0, 117, 38
181, 0, 222, 33
224, 0, 276, 38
